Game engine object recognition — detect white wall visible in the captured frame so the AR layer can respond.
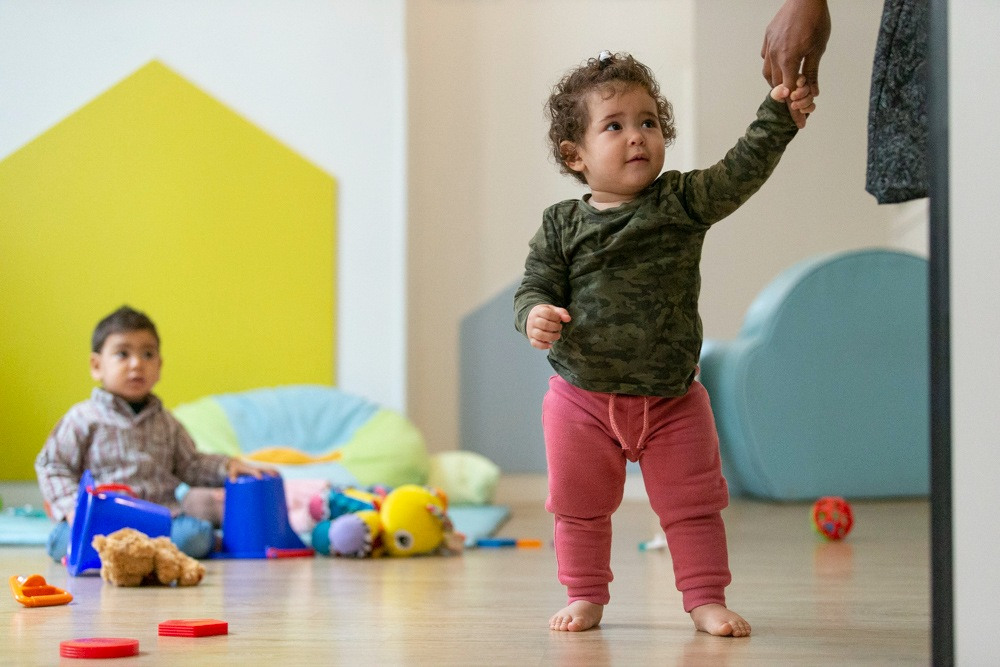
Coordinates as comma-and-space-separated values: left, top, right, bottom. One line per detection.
950, 2, 1000, 661
0, 0, 408, 411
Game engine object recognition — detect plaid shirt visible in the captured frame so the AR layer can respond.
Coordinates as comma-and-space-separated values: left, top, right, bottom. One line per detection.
35, 387, 230, 521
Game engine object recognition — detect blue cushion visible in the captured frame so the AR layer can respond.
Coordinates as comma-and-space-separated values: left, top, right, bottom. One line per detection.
699, 249, 929, 499
215, 385, 378, 454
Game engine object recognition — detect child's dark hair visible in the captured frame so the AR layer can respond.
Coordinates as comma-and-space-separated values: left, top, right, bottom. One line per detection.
546, 51, 676, 183
92, 306, 159, 353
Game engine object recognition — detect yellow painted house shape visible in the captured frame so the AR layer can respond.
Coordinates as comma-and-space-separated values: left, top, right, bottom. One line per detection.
0, 60, 337, 480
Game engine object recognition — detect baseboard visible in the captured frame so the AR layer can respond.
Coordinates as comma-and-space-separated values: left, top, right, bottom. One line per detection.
493, 473, 647, 505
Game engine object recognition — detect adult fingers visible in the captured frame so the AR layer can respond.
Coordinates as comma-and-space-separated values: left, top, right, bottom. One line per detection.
761, 39, 775, 86
781, 57, 802, 99
802, 52, 823, 97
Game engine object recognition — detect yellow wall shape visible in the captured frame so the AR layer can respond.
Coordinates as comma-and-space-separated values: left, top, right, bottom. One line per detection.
0, 60, 336, 480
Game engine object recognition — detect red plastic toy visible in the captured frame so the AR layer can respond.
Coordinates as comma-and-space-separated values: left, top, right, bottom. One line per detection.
158, 619, 228, 637
59, 638, 139, 659
811, 496, 854, 540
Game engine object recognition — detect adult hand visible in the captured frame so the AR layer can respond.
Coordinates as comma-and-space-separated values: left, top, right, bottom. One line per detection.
761, 0, 831, 127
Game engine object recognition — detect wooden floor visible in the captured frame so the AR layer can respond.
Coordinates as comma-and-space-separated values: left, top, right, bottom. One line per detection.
2, 489, 929, 665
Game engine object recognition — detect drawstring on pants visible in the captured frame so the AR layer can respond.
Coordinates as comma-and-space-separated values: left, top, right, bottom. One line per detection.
607, 394, 650, 462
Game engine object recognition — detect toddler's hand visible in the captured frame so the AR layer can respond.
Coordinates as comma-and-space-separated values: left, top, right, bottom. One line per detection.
771, 75, 817, 128
526, 304, 571, 350
227, 458, 279, 481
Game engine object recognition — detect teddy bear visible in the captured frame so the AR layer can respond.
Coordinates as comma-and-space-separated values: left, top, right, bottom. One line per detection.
91, 527, 206, 587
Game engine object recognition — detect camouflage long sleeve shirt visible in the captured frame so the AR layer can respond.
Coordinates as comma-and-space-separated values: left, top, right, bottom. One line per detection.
514, 95, 798, 397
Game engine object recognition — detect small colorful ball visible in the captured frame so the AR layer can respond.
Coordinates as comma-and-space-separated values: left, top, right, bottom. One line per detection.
811, 496, 854, 540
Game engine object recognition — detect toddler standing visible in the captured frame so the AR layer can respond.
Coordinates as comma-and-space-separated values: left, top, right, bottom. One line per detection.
514, 51, 814, 635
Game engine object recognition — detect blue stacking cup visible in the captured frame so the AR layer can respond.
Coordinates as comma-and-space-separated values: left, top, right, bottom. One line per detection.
66, 470, 172, 576
218, 474, 307, 558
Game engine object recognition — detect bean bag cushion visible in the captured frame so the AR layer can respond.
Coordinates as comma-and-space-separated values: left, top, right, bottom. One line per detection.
174, 385, 429, 488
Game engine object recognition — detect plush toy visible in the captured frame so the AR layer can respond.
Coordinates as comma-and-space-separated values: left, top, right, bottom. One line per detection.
91, 528, 206, 587
308, 485, 387, 524
320, 509, 385, 557
311, 484, 456, 558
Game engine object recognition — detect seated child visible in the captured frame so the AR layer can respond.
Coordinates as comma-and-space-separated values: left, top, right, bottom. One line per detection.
35, 305, 276, 560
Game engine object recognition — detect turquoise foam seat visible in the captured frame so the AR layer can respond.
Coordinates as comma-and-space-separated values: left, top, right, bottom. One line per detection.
698, 249, 929, 500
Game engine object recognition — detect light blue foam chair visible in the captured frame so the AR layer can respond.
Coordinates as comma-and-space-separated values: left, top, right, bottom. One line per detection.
698, 249, 929, 500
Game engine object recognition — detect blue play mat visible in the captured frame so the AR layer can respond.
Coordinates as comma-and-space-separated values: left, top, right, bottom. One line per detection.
0, 507, 52, 545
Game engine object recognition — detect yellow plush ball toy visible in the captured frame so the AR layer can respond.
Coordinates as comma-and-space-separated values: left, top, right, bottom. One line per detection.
379, 485, 449, 557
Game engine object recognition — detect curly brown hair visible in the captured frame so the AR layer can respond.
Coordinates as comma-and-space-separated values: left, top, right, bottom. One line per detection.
546, 52, 676, 184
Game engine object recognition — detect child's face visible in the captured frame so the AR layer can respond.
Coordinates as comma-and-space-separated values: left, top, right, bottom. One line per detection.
563, 85, 665, 206
90, 329, 162, 402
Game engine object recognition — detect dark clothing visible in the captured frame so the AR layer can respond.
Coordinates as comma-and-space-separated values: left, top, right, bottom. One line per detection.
867, 0, 929, 204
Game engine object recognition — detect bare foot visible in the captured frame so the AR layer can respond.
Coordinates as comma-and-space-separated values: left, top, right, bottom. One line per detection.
689, 603, 751, 637
549, 600, 604, 632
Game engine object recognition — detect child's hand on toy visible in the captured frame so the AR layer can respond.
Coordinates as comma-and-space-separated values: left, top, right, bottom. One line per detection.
227, 458, 279, 481
770, 75, 816, 128
526, 304, 572, 350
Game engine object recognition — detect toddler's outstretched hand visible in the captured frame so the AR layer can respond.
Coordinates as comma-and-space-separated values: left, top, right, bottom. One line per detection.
527, 304, 571, 350
771, 75, 817, 128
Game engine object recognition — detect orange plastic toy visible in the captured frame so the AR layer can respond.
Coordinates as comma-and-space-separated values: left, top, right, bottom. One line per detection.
9, 574, 73, 607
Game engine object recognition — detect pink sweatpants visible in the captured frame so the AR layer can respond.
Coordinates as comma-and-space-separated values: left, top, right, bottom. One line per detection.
542, 374, 731, 612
